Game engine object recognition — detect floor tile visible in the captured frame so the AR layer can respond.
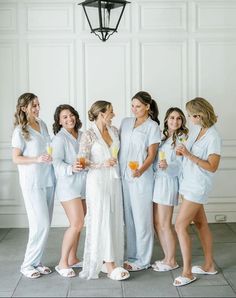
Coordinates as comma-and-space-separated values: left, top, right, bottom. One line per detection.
178, 285, 236, 297
69, 288, 123, 297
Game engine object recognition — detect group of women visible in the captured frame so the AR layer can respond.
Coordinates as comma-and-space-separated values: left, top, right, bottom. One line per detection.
12, 91, 221, 287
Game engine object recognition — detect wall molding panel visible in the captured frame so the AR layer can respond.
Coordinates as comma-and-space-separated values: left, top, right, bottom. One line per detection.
0, 0, 235, 226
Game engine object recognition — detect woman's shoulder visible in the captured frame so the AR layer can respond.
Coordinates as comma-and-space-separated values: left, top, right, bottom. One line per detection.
120, 117, 134, 126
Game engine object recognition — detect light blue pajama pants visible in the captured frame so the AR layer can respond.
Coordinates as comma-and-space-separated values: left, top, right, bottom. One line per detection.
122, 178, 154, 269
20, 186, 54, 270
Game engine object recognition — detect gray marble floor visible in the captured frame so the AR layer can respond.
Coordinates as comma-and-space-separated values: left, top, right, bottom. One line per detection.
0, 223, 236, 297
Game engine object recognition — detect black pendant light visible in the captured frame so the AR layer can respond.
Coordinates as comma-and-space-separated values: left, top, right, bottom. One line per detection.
78, 0, 130, 41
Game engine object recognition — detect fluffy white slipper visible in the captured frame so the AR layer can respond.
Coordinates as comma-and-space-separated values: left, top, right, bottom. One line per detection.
153, 262, 179, 272
55, 265, 75, 278
108, 267, 130, 281
70, 261, 83, 268
21, 267, 41, 279
35, 264, 52, 275
192, 266, 218, 275
101, 263, 108, 274
151, 260, 164, 268
173, 275, 197, 287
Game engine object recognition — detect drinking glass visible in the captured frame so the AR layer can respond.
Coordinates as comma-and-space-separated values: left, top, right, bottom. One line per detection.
77, 155, 86, 169
46, 143, 53, 156
159, 151, 166, 161
128, 161, 139, 171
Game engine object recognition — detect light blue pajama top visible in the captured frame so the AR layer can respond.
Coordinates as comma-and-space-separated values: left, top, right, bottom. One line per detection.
52, 128, 87, 201
179, 125, 221, 204
153, 136, 183, 206
119, 117, 161, 188
11, 119, 54, 189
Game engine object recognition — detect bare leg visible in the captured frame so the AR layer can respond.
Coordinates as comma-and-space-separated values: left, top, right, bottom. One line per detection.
175, 199, 201, 282
157, 204, 177, 267
153, 203, 167, 262
58, 198, 84, 269
193, 205, 216, 272
68, 199, 87, 265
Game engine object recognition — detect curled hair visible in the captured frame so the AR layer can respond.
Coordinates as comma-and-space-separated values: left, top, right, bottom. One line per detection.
162, 107, 189, 148
186, 97, 217, 128
132, 91, 160, 125
53, 104, 82, 135
88, 100, 111, 121
14, 92, 38, 141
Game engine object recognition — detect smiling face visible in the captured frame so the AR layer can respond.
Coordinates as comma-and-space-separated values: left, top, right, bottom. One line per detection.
167, 111, 183, 133
101, 104, 115, 126
131, 98, 149, 119
59, 109, 76, 131
24, 97, 40, 120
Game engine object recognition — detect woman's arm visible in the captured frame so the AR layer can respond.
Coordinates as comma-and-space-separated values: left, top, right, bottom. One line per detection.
133, 143, 159, 177
12, 147, 50, 165
177, 146, 220, 173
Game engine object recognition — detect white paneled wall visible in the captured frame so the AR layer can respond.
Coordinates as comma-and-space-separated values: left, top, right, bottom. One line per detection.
0, 0, 235, 227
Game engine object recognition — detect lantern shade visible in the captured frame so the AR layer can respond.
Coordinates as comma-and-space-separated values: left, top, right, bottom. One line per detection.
79, 0, 130, 41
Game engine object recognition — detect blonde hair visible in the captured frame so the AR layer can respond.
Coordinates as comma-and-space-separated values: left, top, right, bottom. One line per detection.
14, 92, 37, 140
88, 100, 111, 121
186, 97, 217, 128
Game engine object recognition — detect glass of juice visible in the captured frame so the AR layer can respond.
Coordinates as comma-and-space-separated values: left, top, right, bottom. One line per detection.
128, 161, 139, 171
77, 156, 86, 169
159, 151, 166, 161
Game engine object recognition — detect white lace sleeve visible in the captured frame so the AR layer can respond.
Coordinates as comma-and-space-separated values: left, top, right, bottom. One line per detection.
78, 129, 109, 169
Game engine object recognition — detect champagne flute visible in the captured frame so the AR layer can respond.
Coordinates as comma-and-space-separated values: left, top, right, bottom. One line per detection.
46, 142, 53, 156
128, 161, 139, 171
176, 137, 187, 156
111, 145, 119, 159
159, 151, 166, 161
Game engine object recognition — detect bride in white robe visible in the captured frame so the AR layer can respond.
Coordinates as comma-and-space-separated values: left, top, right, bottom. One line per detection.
78, 101, 129, 281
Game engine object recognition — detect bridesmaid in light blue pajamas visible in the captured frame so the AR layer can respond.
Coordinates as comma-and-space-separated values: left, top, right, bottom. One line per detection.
119, 91, 161, 271
12, 93, 55, 279
173, 97, 221, 287
152, 107, 188, 272
52, 104, 87, 278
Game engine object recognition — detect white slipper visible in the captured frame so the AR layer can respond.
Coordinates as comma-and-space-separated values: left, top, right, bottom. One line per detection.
108, 267, 130, 281
192, 266, 218, 275
55, 265, 76, 278
21, 267, 41, 279
124, 261, 143, 272
70, 261, 83, 268
101, 263, 108, 274
153, 262, 179, 272
35, 264, 52, 275
173, 275, 197, 287
151, 260, 164, 268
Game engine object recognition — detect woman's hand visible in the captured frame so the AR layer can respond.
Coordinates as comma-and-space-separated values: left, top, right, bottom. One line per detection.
175, 144, 190, 157
72, 159, 84, 172
104, 158, 117, 167
158, 159, 168, 170
37, 154, 52, 163
132, 168, 143, 178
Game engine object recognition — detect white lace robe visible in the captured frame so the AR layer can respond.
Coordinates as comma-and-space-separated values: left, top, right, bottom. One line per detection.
79, 122, 124, 279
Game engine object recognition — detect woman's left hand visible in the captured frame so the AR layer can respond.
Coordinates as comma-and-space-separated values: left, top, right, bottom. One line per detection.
132, 168, 142, 178
176, 144, 190, 157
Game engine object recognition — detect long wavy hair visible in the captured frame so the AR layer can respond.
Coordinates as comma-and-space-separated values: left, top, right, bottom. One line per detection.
162, 107, 189, 147
132, 91, 160, 125
14, 92, 38, 141
53, 104, 82, 135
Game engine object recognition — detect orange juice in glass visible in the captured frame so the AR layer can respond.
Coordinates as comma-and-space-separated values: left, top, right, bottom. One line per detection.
128, 161, 139, 171
77, 156, 86, 169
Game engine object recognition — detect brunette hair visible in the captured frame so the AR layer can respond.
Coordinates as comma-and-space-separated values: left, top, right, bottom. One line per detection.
132, 91, 160, 125
14, 92, 38, 141
53, 104, 82, 135
186, 97, 217, 128
88, 100, 111, 121
162, 107, 189, 147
